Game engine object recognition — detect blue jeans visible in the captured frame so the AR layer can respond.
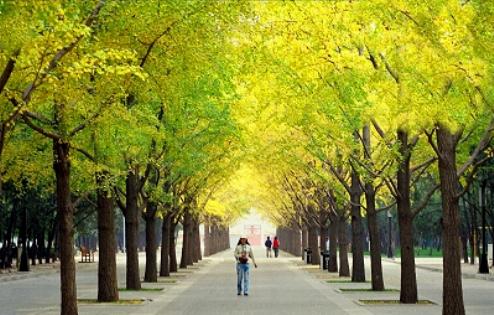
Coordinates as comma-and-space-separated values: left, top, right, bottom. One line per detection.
236, 263, 250, 294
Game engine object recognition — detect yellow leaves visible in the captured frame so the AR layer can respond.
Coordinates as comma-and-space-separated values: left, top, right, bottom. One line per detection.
205, 199, 227, 217
434, 0, 475, 54
65, 49, 145, 80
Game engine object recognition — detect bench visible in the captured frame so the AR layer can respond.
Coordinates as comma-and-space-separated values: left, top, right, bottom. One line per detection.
80, 246, 94, 263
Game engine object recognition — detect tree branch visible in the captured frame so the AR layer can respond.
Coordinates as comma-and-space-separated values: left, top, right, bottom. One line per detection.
0, 49, 20, 95
21, 115, 60, 140
412, 183, 440, 217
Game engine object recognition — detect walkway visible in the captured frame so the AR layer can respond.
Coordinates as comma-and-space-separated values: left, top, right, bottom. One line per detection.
1, 248, 494, 314
163, 248, 368, 315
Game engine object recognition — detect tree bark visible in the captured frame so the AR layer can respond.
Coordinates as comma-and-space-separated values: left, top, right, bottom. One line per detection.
169, 219, 178, 272
186, 215, 194, 265
194, 219, 202, 261
301, 228, 308, 260
180, 208, 191, 268
159, 214, 171, 277
338, 215, 350, 277
362, 124, 384, 290
308, 225, 320, 265
1, 204, 17, 269
203, 220, 210, 257
37, 229, 45, 265
96, 175, 119, 302
191, 219, 198, 263
328, 216, 338, 272
124, 171, 141, 290
46, 214, 58, 264
397, 129, 418, 304
350, 167, 365, 282
436, 125, 465, 315
53, 140, 77, 315
365, 189, 384, 290
144, 202, 158, 283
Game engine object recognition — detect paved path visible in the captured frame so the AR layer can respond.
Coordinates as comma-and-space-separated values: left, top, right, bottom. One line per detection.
1, 248, 494, 315
163, 248, 370, 315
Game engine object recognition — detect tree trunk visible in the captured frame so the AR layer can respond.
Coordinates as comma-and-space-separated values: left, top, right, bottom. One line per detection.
436, 125, 465, 315
124, 171, 141, 290
37, 229, 45, 265
180, 209, 191, 268
1, 204, 17, 269
469, 227, 475, 265
46, 214, 58, 264
96, 176, 119, 302
159, 214, 171, 277
328, 216, 338, 272
308, 225, 320, 265
53, 140, 77, 315
363, 124, 384, 290
338, 215, 350, 277
365, 186, 384, 290
301, 228, 308, 260
19, 205, 29, 272
211, 224, 218, 255
195, 219, 202, 261
187, 216, 194, 266
30, 236, 38, 266
461, 234, 468, 264
191, 219, 198, 263
169, 220, 178, 272
203, 220, 210, 257
350, 167, 365, 282
397, 129, 418, 304
144, 202, 158, 283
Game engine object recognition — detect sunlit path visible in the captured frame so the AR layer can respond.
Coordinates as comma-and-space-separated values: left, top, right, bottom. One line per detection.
161, 248, 369, 315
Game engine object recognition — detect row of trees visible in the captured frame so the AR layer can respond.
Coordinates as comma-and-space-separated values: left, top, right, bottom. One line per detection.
239, 2, 493, 315
1, 2, 493, 315
0, 1, 251, 315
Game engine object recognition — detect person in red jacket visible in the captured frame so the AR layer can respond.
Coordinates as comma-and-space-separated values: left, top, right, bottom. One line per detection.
273, 236, 280, 258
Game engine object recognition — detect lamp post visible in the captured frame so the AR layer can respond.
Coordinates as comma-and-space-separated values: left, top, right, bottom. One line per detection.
479, 181, 489, 274
387, 210, 393, 258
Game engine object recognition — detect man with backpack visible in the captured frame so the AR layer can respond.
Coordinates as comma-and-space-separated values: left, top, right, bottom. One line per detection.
264, 236, 272, 258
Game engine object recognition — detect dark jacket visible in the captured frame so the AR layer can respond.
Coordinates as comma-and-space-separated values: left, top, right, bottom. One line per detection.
264, 239, 272, 248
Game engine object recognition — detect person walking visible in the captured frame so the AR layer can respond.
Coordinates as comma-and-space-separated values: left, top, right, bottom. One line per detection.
264, 236, 272, 258
273, 236, 280, 258
234, 236, 257, 296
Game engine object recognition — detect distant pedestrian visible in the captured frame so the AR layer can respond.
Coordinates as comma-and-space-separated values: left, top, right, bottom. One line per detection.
234, 236, 257, 296
264, 236, 272, 258
273, 236, 280, 258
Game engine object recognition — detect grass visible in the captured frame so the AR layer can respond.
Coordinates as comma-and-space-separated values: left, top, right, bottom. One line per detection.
118, 287, 164, 292
339, 288, 399, 292
77, 298, 148, 305
358, 299, 436, 305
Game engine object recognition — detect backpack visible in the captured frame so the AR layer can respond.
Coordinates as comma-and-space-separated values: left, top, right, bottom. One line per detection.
265, 240, 272, 248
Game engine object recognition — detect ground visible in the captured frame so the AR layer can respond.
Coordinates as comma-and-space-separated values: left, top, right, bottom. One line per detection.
1, 248, 493, 315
